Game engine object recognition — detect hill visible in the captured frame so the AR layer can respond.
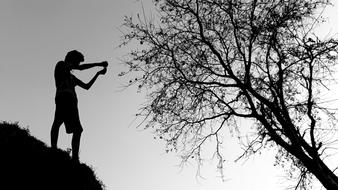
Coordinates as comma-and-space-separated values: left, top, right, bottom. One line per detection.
0, 121, 105, 190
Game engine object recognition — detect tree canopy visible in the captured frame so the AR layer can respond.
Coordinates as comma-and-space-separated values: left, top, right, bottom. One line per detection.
120, 0, 338, 189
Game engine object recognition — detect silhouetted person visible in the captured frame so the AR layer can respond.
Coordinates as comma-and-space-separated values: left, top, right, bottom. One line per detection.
51, 50, 108, 162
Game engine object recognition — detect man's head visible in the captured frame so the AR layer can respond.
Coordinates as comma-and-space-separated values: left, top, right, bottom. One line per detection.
65, 50, 84, 68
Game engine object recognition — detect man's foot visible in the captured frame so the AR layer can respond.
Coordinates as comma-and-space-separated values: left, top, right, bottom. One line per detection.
51, 146, 58, 150
71, 156, 80, 164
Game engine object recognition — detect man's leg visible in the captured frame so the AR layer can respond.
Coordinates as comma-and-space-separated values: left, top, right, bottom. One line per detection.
71, 131, 82, 161
51, 114, 62, 149
64, 95, 83, 161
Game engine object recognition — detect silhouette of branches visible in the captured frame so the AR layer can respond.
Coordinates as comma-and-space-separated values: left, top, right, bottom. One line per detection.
120, 0, 338, 189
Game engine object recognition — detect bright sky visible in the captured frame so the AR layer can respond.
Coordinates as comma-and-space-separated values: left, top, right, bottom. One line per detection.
1, 1, 338, 190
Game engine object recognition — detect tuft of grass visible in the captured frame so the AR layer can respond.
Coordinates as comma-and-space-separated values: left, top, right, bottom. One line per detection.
0, 121, 105, 190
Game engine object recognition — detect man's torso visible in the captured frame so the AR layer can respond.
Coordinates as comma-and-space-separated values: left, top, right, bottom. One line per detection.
54, 61, 77, 100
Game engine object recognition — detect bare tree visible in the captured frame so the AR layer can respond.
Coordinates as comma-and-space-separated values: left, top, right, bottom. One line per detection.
120, 0, 338, 189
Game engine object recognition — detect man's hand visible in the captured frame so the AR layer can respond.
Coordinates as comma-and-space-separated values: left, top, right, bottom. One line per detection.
98, 67, 107, 75
101, 61, 108, 68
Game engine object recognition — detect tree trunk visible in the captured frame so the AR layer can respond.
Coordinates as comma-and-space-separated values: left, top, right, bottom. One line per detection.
305, 158, 338, 190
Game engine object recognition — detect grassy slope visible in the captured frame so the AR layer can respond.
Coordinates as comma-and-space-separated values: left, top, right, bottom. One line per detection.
0, 122, 105, 190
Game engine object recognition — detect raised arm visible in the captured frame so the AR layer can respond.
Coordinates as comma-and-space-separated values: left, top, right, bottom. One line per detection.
75, 67, 107, 90
75, 61, 108, 71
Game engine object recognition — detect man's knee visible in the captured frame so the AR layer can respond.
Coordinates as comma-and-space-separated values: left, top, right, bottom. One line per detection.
74, 128, 83, 136
51, 123, 60, 134
77, 126, 83, 134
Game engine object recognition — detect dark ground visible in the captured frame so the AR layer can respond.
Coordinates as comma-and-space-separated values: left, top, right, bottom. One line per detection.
0, 122, 105, 190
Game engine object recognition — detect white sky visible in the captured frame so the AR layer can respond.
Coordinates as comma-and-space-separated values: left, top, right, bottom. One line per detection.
0, 1, 338, 190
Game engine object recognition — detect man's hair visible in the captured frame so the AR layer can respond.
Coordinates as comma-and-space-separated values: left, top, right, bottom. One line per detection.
65, 50, 84, 63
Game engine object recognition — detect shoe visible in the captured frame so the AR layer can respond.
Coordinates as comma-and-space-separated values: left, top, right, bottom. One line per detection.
71, 156, 80, 164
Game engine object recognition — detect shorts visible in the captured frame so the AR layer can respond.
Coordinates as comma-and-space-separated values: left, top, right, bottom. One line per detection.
54, 93, 83, 134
